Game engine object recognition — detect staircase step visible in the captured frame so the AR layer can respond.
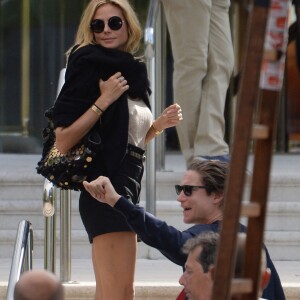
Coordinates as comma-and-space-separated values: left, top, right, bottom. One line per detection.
1, 196, 299, 260
0, 154, 300, 262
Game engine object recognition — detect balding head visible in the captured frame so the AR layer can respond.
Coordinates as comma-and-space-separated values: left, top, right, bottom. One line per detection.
14, 270, 64, 300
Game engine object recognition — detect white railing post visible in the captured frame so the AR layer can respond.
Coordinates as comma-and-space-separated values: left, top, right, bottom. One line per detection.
43, 180, 57, 273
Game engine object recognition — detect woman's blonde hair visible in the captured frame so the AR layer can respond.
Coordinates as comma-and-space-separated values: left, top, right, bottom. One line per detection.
68, 0, 142, 56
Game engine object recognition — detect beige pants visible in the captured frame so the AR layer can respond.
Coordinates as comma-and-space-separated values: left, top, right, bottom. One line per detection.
161, 0, 234, 165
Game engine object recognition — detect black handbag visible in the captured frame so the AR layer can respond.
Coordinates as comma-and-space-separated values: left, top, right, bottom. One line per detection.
36, 107, 101, 191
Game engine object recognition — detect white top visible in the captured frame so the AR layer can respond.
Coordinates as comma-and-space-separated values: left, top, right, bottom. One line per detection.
128, 98, 152, 149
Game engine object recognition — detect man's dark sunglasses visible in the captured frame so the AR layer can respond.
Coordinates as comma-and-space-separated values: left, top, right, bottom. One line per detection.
175, 185, 207, 196
90, 16, 123, 33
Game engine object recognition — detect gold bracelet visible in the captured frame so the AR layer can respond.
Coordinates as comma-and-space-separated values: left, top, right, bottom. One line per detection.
151, 124, 163, 135
94, 103, 104, 113
91, 104, 102, 116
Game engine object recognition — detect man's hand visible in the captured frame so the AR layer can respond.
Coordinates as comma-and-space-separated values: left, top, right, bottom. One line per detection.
83, 176, 121, 207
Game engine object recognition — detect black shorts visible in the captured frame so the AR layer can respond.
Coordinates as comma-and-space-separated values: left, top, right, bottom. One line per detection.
79, 144, 145, 243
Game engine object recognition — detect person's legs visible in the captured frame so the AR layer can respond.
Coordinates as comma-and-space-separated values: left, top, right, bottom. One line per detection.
194, 0, 234, 158
92, 232, 137, 300
161, 0, 211, 165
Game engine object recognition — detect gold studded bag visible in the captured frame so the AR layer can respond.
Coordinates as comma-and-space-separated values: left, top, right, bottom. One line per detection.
36, 107, 101, 191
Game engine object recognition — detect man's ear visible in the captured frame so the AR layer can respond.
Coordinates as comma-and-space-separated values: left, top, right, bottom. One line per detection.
261, 268, 271, 290
212, 192, 223, 206
209, 265, 216, 280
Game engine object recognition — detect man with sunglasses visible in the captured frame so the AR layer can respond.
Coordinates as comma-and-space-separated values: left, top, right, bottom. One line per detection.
84, 160, 285, 300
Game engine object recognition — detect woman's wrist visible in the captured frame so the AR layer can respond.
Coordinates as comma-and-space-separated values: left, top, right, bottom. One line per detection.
151, 122, 163, 135
93, 103, 104, 113
91, 104, 103, 116
94, 96, 108, 112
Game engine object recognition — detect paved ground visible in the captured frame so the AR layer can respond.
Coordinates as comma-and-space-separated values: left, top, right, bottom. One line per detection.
1, 258, 300, 287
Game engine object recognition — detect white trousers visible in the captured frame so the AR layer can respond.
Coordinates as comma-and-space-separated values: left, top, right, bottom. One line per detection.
161, 0, 234, 165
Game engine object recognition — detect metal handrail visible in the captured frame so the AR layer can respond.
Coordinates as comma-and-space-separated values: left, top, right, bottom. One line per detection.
43, 174, 72, 283
144, 0, 167, 171
6, 220, 33, 300
144, 0, 167, 214
43, 67, 71, 282
145, 0, 158, 215
59, 190, 71, 282
144, 0, 159, 50
43, 179, 56, 273
56, 69, 72, 283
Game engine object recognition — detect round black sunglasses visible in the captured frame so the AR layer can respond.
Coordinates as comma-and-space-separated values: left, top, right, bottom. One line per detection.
90, 16, 123, 33
175, 185, 207, 197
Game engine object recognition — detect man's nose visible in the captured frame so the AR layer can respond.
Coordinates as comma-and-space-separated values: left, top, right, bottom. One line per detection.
177, 192, 186, 203
179, 273, 185, 286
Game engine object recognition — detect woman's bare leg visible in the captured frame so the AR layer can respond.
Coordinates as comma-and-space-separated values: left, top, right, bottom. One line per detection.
92, 231, 137, 300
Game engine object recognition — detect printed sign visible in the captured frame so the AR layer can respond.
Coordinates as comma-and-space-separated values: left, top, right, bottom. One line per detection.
260, 0, 289, 91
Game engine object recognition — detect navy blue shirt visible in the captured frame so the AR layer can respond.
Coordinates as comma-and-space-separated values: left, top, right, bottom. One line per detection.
114, 197, 285, 300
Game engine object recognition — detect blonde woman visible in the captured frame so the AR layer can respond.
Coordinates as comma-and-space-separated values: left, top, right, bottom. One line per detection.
52, 0, 182, 299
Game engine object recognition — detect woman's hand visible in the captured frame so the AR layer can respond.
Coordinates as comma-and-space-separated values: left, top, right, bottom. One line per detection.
96, 72, 129, 111
83, 176, 121, 207
153, 103, 183, 132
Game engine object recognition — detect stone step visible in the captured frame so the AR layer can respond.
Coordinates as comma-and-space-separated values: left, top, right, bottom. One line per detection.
1, 198, 299, 230
1, 155, 300, 203
1, 227, 300, 261
1, 197, 300, 260
1, 154, 300, 261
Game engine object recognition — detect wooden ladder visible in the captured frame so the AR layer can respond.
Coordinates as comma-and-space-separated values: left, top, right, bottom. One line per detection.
211, 0, 292, 299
